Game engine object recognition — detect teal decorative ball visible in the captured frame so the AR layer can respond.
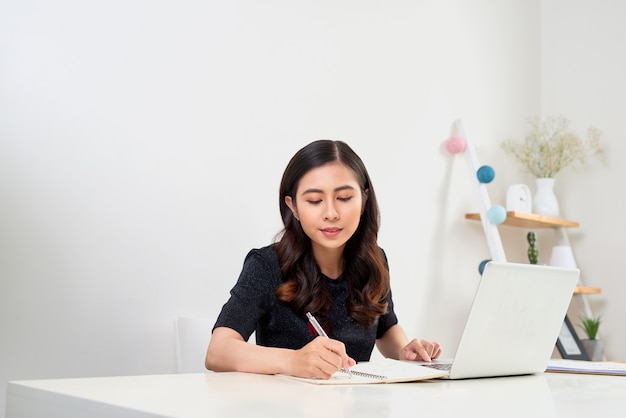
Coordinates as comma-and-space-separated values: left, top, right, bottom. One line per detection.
476, 165, 495, 183
487, 205, 507, 224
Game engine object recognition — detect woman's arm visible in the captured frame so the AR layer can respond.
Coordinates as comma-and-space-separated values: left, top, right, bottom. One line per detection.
205, 327, 355, 378
376, 324, 441, 361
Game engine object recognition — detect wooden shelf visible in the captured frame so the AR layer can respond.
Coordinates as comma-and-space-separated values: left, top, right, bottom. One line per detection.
465, 211, 579, 228
574, 286, 602, 295
465, 212, 601, 295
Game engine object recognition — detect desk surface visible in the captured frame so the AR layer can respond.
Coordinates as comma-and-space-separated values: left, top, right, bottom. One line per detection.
6, 371, 626, 418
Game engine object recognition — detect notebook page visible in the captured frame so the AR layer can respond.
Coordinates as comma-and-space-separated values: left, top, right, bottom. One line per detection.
279, 358, 448, 385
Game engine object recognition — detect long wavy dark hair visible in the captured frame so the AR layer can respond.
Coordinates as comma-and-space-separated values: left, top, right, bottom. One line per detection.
273, 140, 389, 327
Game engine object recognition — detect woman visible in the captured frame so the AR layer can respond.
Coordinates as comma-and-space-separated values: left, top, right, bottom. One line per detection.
205, 140, 440, 379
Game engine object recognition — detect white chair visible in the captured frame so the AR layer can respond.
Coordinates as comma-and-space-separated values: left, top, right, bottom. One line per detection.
174, 316, 213, 373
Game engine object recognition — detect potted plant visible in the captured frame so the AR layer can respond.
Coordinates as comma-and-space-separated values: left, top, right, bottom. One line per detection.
578, 314, 604, 361
527, 231, 538, 264
501, 115, 604, 217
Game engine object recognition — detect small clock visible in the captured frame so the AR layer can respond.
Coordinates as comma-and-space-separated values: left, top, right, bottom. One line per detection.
506, 184, 532, 212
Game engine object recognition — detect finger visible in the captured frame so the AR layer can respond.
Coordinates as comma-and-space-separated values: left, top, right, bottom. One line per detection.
418, 347, 432, 362
414, 340, 435, 362
424, 340, 442, 358
344, 356, 356, 369
310, 350, 342, 378
318, 338, 352, 368
309, 341, 343, 373
424, 341, 441, 359
404, 350, 418, 361
432, 342, 441, 357
311, 336, 356, 374
431, 344, 442, 359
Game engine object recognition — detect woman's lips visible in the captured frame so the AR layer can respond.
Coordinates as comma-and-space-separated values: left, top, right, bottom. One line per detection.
320, 227, 342, 238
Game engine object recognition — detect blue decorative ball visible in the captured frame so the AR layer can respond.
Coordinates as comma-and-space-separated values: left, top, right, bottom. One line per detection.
487, 205, 507, 224
478, 259, 491, 275
476, 165, 495, 183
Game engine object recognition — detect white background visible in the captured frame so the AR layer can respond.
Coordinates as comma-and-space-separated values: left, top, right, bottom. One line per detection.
1, 1, 624, 413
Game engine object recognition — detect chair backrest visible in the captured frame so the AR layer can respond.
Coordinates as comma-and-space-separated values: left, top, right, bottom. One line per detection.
174, 316, 213, 373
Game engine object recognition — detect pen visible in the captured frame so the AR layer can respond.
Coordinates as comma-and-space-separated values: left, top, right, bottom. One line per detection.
306, 312, 352, 377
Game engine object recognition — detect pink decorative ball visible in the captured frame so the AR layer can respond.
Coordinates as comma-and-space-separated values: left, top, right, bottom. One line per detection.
445, 136, 466, 154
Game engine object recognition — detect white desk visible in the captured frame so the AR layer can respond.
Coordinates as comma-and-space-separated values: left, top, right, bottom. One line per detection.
6, 371, 626, 418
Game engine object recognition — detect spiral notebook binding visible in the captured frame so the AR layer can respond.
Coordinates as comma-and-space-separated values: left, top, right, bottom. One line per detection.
339, 369, 387, 381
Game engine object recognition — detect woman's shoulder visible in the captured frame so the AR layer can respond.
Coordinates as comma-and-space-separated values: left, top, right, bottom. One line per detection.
241, 244, 281, 277
246, 244, 279, 263
372, 245, 387, 264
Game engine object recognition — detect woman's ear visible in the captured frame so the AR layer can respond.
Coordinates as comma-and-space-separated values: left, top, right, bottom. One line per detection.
285, 196, 299, 221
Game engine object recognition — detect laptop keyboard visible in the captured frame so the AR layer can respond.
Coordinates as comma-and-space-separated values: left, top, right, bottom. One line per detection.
422, 363, 452, 371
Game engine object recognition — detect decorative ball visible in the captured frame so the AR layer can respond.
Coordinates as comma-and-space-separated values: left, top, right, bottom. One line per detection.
476, 165, 495, 183
486, 205, 507, 224
478, 259, 491, 275
445, 136, 466, 154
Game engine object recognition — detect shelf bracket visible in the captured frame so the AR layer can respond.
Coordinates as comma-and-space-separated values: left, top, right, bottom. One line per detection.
451, 119, 506, 263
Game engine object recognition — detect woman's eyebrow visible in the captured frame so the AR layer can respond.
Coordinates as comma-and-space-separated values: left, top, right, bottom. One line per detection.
301, 185, 356, 195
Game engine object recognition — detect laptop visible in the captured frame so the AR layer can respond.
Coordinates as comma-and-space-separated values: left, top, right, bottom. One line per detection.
419, 261, 579, 379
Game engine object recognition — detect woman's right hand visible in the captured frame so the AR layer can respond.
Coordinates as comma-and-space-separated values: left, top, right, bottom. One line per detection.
290, 336, 356, 379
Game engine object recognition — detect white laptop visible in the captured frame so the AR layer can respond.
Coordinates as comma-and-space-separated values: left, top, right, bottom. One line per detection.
419, 261, 579, 379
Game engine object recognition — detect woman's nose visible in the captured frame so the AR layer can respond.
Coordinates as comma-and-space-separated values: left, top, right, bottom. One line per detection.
323, 202, 339, 221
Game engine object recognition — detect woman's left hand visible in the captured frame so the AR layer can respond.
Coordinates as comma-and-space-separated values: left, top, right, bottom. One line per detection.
399, 339, 441, 362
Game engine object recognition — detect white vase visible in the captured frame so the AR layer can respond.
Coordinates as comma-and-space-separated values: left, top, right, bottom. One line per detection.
533, 178, 560, 217
549, 245, 577, 268
582, 339, 605, 361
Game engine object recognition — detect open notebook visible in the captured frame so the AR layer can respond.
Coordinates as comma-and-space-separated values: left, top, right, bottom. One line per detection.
279, 358, 448, 385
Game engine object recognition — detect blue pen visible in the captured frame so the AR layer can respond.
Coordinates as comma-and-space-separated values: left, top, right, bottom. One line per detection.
306, 312, 352, 377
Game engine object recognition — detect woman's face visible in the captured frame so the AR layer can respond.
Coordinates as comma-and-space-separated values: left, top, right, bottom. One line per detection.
285, 162, 366, 255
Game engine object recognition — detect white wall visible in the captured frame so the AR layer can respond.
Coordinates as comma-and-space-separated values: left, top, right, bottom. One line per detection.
11, 0, 619, 412
541, 1, 626, 363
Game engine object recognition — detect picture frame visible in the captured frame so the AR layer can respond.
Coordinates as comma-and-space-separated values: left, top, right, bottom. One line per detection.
556, 315, 590, 360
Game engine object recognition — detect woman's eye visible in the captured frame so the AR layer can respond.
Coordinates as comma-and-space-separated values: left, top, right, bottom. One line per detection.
337, 196, 353, 202
306, 200, 322, 205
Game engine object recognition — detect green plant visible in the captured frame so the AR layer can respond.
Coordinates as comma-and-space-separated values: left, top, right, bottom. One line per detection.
527, 231, 538, 264
579, 314, 602, 340
502, 115, 604, 178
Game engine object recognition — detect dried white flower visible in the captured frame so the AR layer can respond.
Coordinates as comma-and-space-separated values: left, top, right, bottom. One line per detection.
502, 115, 604, 178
